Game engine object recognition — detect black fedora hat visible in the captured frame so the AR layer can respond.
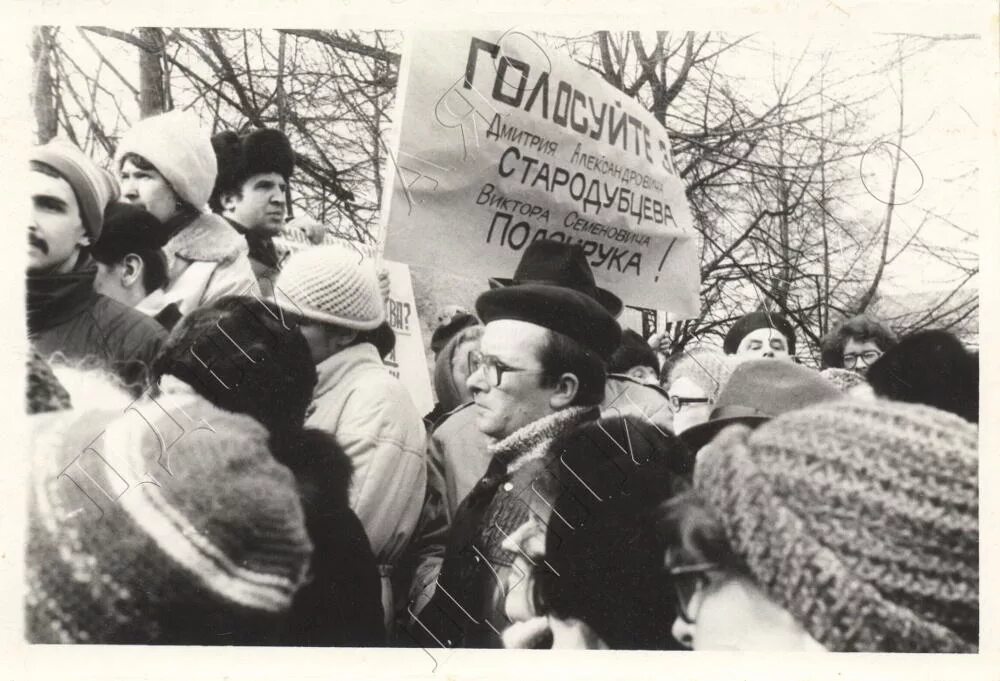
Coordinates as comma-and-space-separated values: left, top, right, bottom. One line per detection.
476, 283, 621, 362
680, 359, 841, 455
489, 240, 623, 317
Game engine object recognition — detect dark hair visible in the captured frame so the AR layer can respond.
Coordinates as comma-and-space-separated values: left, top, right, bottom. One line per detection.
608, 328, 659, 375
538, 328, 606, 407
533, 414, 689, 649
92, 247, 168, 293
820, 315, 898, 369
657, 490, 744, 572
119, 152, 193, 214
153, 296, 317, 438
865, 329, 978, 423
30, 160, 64, 180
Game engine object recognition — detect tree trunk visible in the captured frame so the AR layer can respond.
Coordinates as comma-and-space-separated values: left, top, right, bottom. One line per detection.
138, 28, 165, 117
31, 27, 58, 143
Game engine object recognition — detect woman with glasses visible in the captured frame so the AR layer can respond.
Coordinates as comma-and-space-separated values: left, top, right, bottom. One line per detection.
819, 314, 898, 375
661, 347, 735, 434
660, 399, 978, 653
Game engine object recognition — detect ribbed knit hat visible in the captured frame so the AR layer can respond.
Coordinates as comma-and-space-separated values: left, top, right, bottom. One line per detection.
694, 399, 979, 652
26, 381, 314, 644
665, 347, 735, 402
31, 140, 120, 240
116, 110, 218, 210
275, 244, 385, 330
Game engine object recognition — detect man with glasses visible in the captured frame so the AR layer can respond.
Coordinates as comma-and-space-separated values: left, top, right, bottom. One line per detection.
819, 314, 898, 375
409, 279, 621, 649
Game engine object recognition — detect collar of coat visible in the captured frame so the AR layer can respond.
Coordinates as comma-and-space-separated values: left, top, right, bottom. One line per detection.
163, 212, 249, 264
311, 342, 385, 403
488, 405, 598, 475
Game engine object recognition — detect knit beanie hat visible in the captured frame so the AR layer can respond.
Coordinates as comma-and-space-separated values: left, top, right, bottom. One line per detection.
723, 310, 796, 355
115, 110, 217, 209
26, 382, 314, 644
31, 140, 120, 241
275, 243, 385, 330
665, 347, 735, 402
694, 399, 978, 652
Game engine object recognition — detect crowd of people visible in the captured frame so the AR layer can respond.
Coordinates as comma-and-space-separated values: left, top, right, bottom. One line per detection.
26, 111, 979, 652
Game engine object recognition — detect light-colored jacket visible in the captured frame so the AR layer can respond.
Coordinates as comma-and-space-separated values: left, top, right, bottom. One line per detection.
305, 342, 427, 627
161, 212, 258, 315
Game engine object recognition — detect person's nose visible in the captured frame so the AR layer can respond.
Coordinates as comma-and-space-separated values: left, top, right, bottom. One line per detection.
671, 615, 694, 649
762, 350, 774, 358
121, 178, 138, 200
467, 365, 488, 395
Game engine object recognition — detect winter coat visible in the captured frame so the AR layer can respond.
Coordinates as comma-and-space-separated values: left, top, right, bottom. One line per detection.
27, 264, 166, 394
272, 428, 385, 646
403, 374, 674, 614
304, 341, 427, 630
160, 212, 258, 315
408, 406, 599, 649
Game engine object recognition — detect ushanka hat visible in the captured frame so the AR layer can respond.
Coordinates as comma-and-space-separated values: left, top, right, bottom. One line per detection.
25, 384, 313, 644
210, 128, 294, 211
694, 399, 979, 652
476, 283, 621, 362
489, 240, 623, 317
723, 310, 797, 355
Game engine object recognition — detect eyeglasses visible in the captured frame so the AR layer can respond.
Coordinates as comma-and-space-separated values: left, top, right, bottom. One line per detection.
843, 350, 882, 369
667, 395, 711, 414
667, 560, 720, 624
468, 350, 544, 388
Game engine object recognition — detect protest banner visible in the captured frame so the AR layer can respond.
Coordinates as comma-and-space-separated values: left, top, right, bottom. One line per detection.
383, 30, 700, 316
381, 259, 435, 416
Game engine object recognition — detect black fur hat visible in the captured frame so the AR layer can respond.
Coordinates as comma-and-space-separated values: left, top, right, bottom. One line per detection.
210, 128, 295, 211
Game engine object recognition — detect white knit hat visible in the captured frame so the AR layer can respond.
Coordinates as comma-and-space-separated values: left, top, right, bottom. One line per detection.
276, 244, 385, 330
115, 110, 217, 210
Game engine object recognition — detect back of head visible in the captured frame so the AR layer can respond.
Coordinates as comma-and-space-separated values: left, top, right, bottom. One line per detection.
608, 328, 659, 376
536, 413, 689, 649
693, 399, 978, 651
153, 296, 317, 435
866, 329, 977, 422
820, 314, 898, 369
91, 203, 171, 292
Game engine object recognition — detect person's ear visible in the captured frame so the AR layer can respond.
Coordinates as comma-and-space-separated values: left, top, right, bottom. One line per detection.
120, 254, 143, 288
627, 366, 657, 383
548, 372, 580, 409
221, 190, 240, 213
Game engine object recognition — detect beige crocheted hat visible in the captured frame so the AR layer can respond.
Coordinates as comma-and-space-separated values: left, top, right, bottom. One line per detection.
275, 244, 385, 330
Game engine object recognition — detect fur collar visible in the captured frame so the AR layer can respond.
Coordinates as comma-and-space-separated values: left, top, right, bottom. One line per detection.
488, 406, 597, 474
164, 212, 248, 264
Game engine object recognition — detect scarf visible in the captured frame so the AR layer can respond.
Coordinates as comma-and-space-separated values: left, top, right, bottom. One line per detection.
225, 217, 281, 270
26, 257, 98, 333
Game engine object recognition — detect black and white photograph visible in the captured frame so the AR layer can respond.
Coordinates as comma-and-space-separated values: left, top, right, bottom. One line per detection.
11, 2, 996, 679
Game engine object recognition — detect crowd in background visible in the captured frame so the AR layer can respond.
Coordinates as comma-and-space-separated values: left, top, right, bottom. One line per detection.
26, 111, 979, 652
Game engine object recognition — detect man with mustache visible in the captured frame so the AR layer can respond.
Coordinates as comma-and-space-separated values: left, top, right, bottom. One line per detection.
28, 140, 166, 395
210, 128, 296, 297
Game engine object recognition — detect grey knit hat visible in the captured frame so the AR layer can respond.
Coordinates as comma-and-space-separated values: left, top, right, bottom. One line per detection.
694, 399, 978, 652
